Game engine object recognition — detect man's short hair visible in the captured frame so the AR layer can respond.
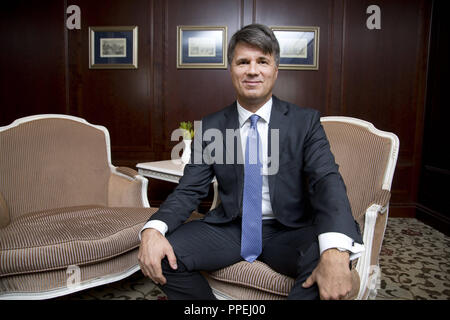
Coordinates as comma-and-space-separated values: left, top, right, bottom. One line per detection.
228, 24, 280, 67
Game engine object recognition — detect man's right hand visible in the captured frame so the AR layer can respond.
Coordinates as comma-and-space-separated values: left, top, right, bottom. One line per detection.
138, 228, 178, 285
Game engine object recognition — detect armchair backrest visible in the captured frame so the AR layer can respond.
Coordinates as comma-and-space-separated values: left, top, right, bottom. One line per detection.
0, 115, 112, 221
321, 117, 399, 228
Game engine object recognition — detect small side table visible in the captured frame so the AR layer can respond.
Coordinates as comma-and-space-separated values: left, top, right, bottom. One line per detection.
136, 159, 219, 211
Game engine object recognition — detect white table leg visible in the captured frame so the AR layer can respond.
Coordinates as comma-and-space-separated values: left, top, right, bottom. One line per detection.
210, 180, 221, 211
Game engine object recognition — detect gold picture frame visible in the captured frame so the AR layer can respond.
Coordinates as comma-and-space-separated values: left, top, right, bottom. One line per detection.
89, 26, 138, 69
271, 26, 319, 70
177, 26, 228, 69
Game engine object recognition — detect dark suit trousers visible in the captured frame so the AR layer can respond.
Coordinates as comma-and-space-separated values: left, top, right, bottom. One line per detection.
159, 217, 320, 299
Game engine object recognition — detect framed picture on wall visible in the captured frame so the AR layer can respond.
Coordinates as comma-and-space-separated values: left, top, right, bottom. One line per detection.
177, 26, 227, 69
89, 26, 138, 69
270, 26, 319, 70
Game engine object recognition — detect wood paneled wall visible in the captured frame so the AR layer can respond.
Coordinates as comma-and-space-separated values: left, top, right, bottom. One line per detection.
417, 0, 449, 235
0, 0, 433, 217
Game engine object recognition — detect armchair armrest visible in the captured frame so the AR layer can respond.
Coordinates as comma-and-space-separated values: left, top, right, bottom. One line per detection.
115, 166, 139, 179
355, 188, 391, 300
107, 166, 150, 208
369, 189, 391, 214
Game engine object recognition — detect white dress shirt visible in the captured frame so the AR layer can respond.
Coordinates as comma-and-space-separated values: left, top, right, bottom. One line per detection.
141, 98, 364, 260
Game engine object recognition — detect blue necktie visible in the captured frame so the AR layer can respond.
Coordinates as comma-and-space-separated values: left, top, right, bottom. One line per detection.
241, 114, 262, 263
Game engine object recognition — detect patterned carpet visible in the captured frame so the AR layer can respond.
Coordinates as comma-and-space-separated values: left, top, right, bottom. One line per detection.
376, 218, 449, 300
61, 218, 449, 300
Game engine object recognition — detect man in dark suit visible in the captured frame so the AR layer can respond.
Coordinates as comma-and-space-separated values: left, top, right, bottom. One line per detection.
138, 24, 364, 300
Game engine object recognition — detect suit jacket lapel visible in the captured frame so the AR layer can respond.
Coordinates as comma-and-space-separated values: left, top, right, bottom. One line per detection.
268, 96, 289, 207
222, 102, 244, 208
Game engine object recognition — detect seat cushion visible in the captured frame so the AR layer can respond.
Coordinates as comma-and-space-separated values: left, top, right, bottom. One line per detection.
207, 260, 360, 299
204, 274, 287, 299
0, 249, 140, 294
0, 206, 156, 276
207, 261, 295, 297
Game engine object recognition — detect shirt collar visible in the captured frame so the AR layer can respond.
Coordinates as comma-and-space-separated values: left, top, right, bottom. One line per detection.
237, 98, 272, 128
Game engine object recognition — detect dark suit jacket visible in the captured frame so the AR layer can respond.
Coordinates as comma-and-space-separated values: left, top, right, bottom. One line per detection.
149, 96, 362, 244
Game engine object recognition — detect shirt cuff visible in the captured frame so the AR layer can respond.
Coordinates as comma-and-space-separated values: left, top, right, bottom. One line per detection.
318, 232, 365, 261
139, 220, 168, 240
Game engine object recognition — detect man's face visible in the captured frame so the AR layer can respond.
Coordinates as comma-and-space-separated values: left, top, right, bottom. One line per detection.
230, 42, 278, 110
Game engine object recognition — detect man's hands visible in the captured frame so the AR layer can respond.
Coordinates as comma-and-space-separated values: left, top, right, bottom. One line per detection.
138, 228, 178, 285
302, 248, 352, 300
138, 229, 352, 299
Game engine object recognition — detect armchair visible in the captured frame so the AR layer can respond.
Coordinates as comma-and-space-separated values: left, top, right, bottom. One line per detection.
203, 116, 399, 300
0, 115, 156, 299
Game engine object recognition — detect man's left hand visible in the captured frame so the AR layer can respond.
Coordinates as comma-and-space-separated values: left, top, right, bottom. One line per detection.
302, 248, 352, 300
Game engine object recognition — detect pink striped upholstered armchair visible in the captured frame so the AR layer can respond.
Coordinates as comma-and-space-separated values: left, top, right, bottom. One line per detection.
202, 116, 399, 300
0, 115, 156, 299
